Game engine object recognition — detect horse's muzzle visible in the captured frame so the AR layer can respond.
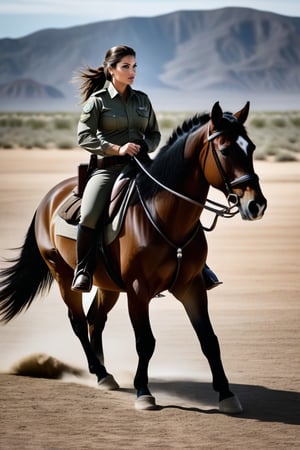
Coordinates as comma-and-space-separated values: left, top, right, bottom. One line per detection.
228, 173, 267, 221
239, 197, 267, 220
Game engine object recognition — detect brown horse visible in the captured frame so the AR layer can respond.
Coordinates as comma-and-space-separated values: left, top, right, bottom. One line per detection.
0, 102, 267, 413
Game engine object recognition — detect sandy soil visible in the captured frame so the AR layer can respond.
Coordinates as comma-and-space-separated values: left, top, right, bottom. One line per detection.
0, 149, 299, 449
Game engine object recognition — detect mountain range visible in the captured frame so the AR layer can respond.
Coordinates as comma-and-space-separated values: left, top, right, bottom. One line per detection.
0, 7, 299, 111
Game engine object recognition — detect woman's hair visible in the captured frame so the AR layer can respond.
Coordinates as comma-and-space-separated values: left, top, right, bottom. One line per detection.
77, 45, 136, 102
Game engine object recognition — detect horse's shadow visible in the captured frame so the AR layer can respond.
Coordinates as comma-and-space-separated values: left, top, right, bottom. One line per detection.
143, 379, 299, 425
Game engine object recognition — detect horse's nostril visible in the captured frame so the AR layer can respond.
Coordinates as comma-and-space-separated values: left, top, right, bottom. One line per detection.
248, 200, 259, 217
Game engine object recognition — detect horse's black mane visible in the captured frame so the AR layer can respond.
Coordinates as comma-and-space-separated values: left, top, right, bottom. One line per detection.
135, 113, 210, 200
164, 113, 210, 148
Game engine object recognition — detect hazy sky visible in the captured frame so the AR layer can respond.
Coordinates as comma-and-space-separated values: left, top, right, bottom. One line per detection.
0, 0, 299, 39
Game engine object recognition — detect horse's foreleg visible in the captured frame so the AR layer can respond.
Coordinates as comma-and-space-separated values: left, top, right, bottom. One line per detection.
127, 295, 157, 410
173, 280, 242, 414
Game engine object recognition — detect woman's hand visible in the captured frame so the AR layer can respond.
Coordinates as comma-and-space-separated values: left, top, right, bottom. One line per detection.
118, 142, 140, 157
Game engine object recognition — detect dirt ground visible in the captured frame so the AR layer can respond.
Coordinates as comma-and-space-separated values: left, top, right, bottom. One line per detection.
0, 149, 299, 449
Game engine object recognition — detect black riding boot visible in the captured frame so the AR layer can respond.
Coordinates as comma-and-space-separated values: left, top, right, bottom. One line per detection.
202, 264, 222, 290
71, 224, 97, 292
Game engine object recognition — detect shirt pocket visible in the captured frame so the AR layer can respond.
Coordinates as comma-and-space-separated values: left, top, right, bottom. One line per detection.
136, 106, 150, 129
100, 108, 127, 131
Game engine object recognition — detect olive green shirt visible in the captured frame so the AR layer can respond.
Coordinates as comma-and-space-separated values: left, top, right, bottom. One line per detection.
77, 81, 161, 157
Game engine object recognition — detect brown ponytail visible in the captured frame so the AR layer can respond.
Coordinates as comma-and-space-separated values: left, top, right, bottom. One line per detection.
78, 65, 106, 103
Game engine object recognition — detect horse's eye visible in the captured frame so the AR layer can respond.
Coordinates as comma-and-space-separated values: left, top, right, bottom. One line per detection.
220, 148, 229, 157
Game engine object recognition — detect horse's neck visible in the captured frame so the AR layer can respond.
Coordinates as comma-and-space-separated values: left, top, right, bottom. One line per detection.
152, 178, 208, 243
147, 125, 209, 242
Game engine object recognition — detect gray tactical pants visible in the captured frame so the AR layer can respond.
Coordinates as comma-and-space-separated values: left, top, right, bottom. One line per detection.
79, 164, 125, 229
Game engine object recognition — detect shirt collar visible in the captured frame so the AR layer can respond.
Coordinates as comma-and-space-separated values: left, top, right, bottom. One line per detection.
105, 80, 133, 99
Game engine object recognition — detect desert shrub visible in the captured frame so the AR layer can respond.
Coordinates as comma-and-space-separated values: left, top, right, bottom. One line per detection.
53, 117, 72, 130
0, 117, 8, 126
253, 151, 266, 161
158, 117, 175, 129
275, 150, 298, 162
26, 117, 48, 129
32, 140, 49, 149
24, 143, 33, 149
250, 117, 266, 128
264, 144, 277, 156
288, 136, 297, 144
0, 139, 14, 149
157, 112, 193, 131
271, 117, 286, 127
6, 116, 23, 127
57, 140, 74, 149
290, 115, 300, 127
284, 142, 300, 153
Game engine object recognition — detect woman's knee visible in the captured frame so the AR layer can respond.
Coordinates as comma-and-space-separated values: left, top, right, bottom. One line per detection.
79, 214, 98, 229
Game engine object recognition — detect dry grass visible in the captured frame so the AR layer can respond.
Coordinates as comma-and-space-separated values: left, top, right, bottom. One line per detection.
0, 110, 299, 161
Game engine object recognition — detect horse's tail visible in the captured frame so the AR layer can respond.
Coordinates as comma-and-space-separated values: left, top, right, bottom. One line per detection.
0, 212, 54, 323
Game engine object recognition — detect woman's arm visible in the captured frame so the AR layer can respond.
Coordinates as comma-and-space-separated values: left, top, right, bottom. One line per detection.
143, 101, 161, 153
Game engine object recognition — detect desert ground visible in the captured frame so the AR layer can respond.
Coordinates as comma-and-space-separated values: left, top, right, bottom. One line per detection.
0, 149, 299, 449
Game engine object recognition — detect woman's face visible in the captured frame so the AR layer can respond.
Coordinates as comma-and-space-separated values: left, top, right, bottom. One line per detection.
110, 55, 137, 91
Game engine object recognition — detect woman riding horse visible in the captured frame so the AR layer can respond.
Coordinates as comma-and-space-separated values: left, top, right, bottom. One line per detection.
72, 44, 220, 293
0, 100, 267, 413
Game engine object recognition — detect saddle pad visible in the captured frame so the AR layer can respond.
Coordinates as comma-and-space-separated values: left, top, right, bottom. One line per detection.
54, 179, 136, 246
57, 193, 81, 225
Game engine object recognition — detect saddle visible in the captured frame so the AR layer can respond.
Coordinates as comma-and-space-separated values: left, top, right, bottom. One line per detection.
57, 160, 137, 239
56, 160, 137, 289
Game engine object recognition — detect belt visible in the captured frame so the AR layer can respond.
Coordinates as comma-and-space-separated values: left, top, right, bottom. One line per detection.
97, 155, 130, 169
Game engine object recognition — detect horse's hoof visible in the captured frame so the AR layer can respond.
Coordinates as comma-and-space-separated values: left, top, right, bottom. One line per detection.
219, 394, 243, 414
135, 395, 157, 411
97, 374, 119, 391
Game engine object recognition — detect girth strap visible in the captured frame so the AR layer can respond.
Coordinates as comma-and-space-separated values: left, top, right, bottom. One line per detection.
136, 182, 201, 291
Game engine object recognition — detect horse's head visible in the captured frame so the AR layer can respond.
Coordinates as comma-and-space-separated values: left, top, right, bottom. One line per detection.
203, 101, 267, 220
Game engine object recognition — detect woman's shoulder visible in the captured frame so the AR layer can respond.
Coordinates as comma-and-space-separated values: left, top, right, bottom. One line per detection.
80, 90, 106, 115
84, 88, 108, 108
91, 88, 107, 98
132, 88, 148, 98
131, 89, 153, 107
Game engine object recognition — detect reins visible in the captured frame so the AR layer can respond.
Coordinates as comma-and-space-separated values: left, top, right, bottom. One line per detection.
133, 132, 240, 233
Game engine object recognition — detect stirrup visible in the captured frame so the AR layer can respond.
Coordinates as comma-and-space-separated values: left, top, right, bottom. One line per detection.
71, 271, 92, 292
203, 265, 223, 290
206, 279, 223, 290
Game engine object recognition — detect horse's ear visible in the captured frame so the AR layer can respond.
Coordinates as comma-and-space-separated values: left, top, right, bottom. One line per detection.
211, 101, 223, 128
234, 101, 250, 124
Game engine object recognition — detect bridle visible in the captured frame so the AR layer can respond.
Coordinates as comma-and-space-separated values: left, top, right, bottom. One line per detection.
133, 126, 242, 231
207, 124, 259, 201
133, 119, 260, 232
134, 117, 260, 228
